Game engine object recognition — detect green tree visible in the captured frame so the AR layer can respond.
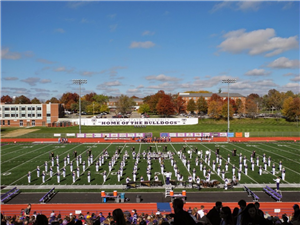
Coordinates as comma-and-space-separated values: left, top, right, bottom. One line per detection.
15, 95, 31, 104
245, 99, 258, 119
100, 104, 109, 113
282, 97, 300, 121
86, 102, 101, 115
221, 101, 234, 119
138, 103, 150, 114
187, 99, 196, 113
196, 96, 208, 114
93, 94, 109, 105
31, 97, 41, 104
46, 97, 60, 103
208, 100, 222, 120
115, 95, 135, 114
156, 95, 175, 117
235, 99, 244, 116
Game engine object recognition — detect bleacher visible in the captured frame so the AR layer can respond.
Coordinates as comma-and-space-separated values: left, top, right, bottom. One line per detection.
263, 185, 282, 202
243, 186, 259, 202
1, 187, 19, 203
39, 187, 56, 203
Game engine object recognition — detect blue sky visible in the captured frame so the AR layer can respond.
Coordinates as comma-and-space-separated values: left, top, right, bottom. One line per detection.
1, 1, 299, 101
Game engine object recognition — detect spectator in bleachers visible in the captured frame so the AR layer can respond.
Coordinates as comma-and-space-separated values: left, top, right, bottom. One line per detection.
33, 214, 48, 225
171, 198, 196, 225
236, 199, 246, 225
219, 206, 233, 225
291, 204, 300, 225
112, 208, 126, 225
206, 201, 222, 225
240, 203, 266, 225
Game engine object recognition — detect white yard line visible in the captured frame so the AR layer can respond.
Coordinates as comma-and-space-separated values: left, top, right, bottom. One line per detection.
2, 144, 51, 164
170, 143, 192, 178
155, 143, 166, 185
102, 143, 127, 185
230, 143, 300, 177
260, 143, 300, 158
1, 145, 22, 155
200, 143, 260, 185
8, 144, 83, 185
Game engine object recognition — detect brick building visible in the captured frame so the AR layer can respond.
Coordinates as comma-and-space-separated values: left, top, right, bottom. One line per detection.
0, 103, 64, 127
178, 92, 246, 113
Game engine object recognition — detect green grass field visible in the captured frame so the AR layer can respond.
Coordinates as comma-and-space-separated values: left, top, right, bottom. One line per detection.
1, 142, 299, 189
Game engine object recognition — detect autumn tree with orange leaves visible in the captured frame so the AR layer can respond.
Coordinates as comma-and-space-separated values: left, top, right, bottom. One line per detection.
156, 94, 175, 117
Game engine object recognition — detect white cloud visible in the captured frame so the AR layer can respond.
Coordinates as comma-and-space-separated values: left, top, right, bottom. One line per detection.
290, 75, 300, 82
245, 69, 271, 76
1, 48, 21, 60
54, 28, 65, 33
142, 30, 155, 36
147, 82, 178, 92
40, 79, 51, 84
110, 24, 118, 32
105, 80, 121, 86
53, 67, 74, 73
267, 57, 300, 69
108, 14, 116, 19
129, 41, 155, 49
21, 77, 40, 86
211, 1, 261, 12
281, 83, 300, 94
145, 74, 180, 82
218, 28, 299, 57
36, 58, 55, 64
3, 77, 19, 81
237, 1, 261, 11
66, 2, 90, 9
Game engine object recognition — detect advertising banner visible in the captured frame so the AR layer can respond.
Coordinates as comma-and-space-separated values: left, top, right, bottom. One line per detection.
235, 132, 243, 137
228, 133, 235, 137
78, 118, 198, 126
245, 132, 250, 138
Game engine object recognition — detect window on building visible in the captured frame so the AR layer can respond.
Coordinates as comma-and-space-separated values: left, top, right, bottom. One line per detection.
8, 120, 10, 125
37, 107, 42, 110
21, 107, 26, 110
2, 120, 5, 125
32, 114, 35, 117
4, 107, 9, 110
32, 120, 35, 126
11, 114, 16, 117
37, 114, 42, 117
32, 107, 35, 110
47, 113, 51, 116
11, 107, 16, 110
28, 107, 31, 110
27, 122, 30, 126
22, 114, 26, 117
20, 120, 23, 127
4, 114, 10, 117
28, 114, 32, 117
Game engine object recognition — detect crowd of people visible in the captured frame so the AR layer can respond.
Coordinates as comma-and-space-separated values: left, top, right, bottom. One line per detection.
1, 201, 299, 225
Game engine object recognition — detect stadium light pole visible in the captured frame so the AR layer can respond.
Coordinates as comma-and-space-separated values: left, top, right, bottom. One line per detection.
222, 79, 236, 141
72, 79, 87, 134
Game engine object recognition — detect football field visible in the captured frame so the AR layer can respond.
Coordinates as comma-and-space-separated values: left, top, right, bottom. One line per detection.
1, 142, 300, 187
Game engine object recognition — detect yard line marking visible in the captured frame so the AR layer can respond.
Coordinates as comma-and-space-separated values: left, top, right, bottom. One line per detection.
231, 143, 300, 176
1, 144, 52, 164
9, 144, 84, 186
1, 145, 22, 155
72, 143, 112, 184
200, 143, 260, 185
170, 143, 192, 179
259, 143, 300, 158
230, 143, 298, 181
102, 143, 126, 185
155, 143, 166, 185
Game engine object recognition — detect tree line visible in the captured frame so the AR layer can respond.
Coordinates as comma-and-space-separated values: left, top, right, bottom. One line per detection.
1, 89, 299, 121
